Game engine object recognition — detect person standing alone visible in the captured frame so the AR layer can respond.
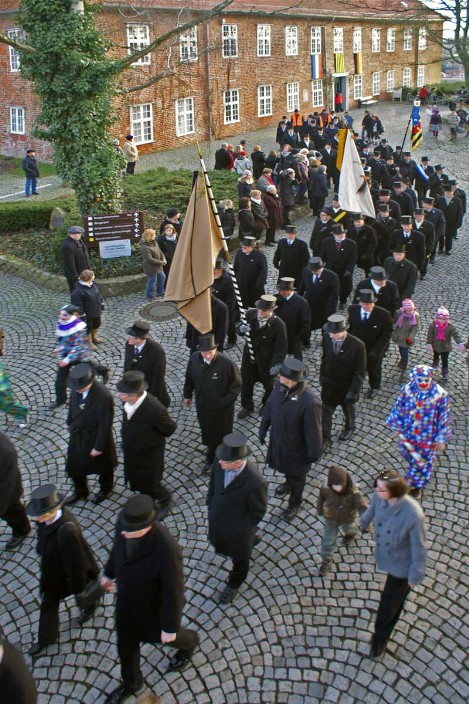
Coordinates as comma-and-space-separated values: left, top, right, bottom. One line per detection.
22, 149, 39, 197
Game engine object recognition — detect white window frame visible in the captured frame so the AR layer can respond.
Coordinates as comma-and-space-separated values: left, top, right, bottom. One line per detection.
418, 28, 427, 50
417, 65, 425, 88
175, 97, 195, 137
403, 67, 412, 87
285, 26, 298, 56
224, 89, 240, 124
404, 29, 412, 51
354, 75, 363, 100
353, 27, 362, 53
372, 71, 381, 96
387, 70, 395, 92
387, 28, 396, 52
180, 27, 198, 62
310, 26, 322, 55
333, 27, 344, 54
372, 28, 381, 53
257, 25, 271, 57
7, 28, 25, 72
10, 106, 25, 134
130, 103, 153, 145
258, 85, 272, 117
286, 82, 299, 114
222, 23, 238, 58
126, 25, 151, 65
311, 79, 324, 108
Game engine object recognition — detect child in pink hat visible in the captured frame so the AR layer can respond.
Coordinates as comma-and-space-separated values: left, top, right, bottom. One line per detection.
426, 307, 465, 379
392, 299, 420, 370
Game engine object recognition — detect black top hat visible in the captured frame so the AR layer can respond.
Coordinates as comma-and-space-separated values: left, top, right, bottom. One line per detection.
421, 156, 429, 162
285, 225, 297, 233
26, 484, 64, 517
414, 208, 424, 216
443, 184, 453, 191
332, 223, 345, 234
309, 256, 325, 271
324, 314, 347, 333
380, 138, 388, 143
120, 494, 157, 531
447, 179, 457, 185
403, 151, 411, 156
277, 277, 296, 291
434, 164, 444, 171
358, 288, 376, 303
214, 258, 226, 270
373, 150, 381, 155
393, 181, 403, 187
380, 189, 391, 195
255, 294, 277, 310
401, 215, 412, 225
332, 193, 340, 200
278, 357, 307, 382
67, 362, 96, 390
197, 334, 217, 351
116, 370, 148, 395
126, 321, 150, 339
422, 197, 434, 204
378, 204, 389, 211
369, 266, 386, 281
216, 432, 251, 462
392, 243, 407, 253
351, 212, 363, 220
321, 206, 334, 216
242, 236, 256, 246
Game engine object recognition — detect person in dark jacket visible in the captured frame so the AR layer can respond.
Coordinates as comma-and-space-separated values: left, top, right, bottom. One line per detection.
237, 171, 254, 204
391, 182, 414, 217
384, 245, 418, 301
26, 484, 100, 657
298, 257, 339, 331
233, 237, 267, 309
22, 148, 39, 197
237, 196, 257, 241
212, 259, 237, 347
389, 216, 426, 273
217, 199, 235, 243
183, 335, 241, 470
273, 225, 310, 288
250, 189, 269, 242
421, 196, 446, 263
117, 372, 177, 520
64, 363, 117, 505
214, 143, 232, 170
320, 225, 358, 308
0, 632, 37, 703
60, 226, 91, 294
0, 432, 31, 551
434, 185, 463, 254
101, 495, 199, 704
353, 266, 400, 320
71, 269, 104, 350
263, 185, 283, 245
124, 321, 170, 407
275, 278, 311, 359
412, 208, 435, 279
259, 359, 322, 521
309, 206, 334, 254
250, 146, 266, 179
278, 169, 298, 227
308, 164, 328, 215
156, 224, 178, 280
185, 294, 228, 354
348, 213, 377, 277
375, 189, 401, 222
207, 432, 268, 604
373, 204, 397, 264
158, 208, 182, 236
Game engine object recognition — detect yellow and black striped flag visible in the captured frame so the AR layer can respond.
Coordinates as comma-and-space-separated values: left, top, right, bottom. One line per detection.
411, 103, 423, 151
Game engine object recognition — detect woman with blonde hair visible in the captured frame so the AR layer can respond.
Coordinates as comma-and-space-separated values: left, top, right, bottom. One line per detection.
140, 229, 166, 301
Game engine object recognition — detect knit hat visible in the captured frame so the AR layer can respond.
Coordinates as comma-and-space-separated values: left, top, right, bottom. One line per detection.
436, 307, 449, 318
327, 465, 349, 488
401, 299, 415, 311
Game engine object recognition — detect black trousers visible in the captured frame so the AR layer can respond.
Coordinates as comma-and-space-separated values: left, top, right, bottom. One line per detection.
284, 474, 306, 508
215, 532, 256, 589
66, 278, 77, 294
240, 360, 274, 411
338, 274, 353, 305
439, 229, 456, 253
38, 591, 100, 645
372, 574, 410, 649
367, 352, 385, 389
72, 471, 114, 497
1, 499, 30, 536
126, 162, 136, 175
118, 626, 199, 690
322, 401, 356, 440
433, 351, 450, 371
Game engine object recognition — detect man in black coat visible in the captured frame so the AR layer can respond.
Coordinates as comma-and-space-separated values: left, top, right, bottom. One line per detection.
320, 315, 366, 448
59, 226, 91, 294
347, 289, 393, 399
124, 320, 170, 407
117, 371, 177, 520
348, 213, 377, 277
212, 259, 237, 348
214, 143, 231, 170
275, 278, 311, 359
309, 207, 334, 255
388, 215, 426, 273
320, 143, 338, 189
413, 208, 435, 279
434, 185, 463, 254
319, 224, 358, 308
374, 189, 401, 222
384, 245, 418, 301
207, 432, 267, 604
414, 156, 434, 203
273, 225, 310, 288
0, 633, 37, 703
259, 359, 322, 521
237, 295, 288, 418
298, 257, 339, 331
391, 182, 414, 217
185, 294, 228, 354
373, 204, 397, 264
421, 196, 446, 263
183, 335, 241, 471
353, 266, 400, 320
102, 495, 199, 704
26, 484, 100, 657
64, 364, 117, 505
0, 432, 31, 551
233, 237, 268, 309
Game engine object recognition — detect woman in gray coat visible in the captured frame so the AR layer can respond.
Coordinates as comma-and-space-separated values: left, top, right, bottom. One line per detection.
360, 470, 427, 658
140, 229, 166, 301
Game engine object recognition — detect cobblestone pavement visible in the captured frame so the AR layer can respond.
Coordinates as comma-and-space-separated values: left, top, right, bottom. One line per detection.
1, 104, 468, 704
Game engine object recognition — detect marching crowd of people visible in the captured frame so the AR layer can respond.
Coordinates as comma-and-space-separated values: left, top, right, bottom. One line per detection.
1, 106, 468, 703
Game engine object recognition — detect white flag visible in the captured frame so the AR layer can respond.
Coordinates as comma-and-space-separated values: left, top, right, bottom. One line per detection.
338, 132, 375, 219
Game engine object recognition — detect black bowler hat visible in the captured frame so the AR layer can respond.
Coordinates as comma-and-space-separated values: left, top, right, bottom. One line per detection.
422, 197, 434, 204
392, 244, 407, 253
358, 288, 376, 303
434, 164, 444, 171
332, 223, 345, 234
216, 432, 251, 461
414, 208, 424, 216
255, 295, 277, 310
67, 362, 95, 389
116, 370, 148, 394
120, 494, 157, 531
126, 321, 150, 338
308, 256, 325, 271
369, 266, 386, 281
285, 225, 297, 234
26, 484, 64, 518
277, 277, 296, 291
401, 215, 412, 225
443, 184, 453, 192
278, 357, 307, 382
197, 334, 217, 351
324, 314, 348, 333
380, 189, 391, 195
242, 236, 256, 247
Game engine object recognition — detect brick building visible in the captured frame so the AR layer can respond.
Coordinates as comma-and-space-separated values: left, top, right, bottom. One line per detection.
0, 0, 443, 159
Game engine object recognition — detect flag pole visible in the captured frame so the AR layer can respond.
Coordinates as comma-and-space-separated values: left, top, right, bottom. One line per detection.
398, 114, 413, 155
196, 143, 255, 364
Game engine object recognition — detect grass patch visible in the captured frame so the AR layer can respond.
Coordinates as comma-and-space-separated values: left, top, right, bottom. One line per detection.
0, 154, 56, 178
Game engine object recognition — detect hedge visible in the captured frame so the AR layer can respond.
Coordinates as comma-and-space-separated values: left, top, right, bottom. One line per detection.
0, 197, 78, 233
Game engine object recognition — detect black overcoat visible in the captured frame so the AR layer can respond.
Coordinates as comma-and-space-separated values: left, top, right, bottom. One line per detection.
353, 279, 400, 319
183, 352, 241, 447
242, 310, 288, 383
320, 237, 358, 276
121, 393, 176, 494
233, 249, 267, 309
373, 216, 397, 263
347, 305, 393, 358
259, 382, 322, 475
211, 271, 236, 318
273, 238, 310, 287
309, 218, 333, 255
388, 229, 426, 271
383, 257, 418, 300
0, 639, 37, 704
421, 207, 445, 240
275, 293, 311, 357
348, 225, 377, 273
320, 333, 366, 406
65, 381, 117, 478
413, 221, 435, 256
60, 237, 90, 284
185, 296, 228, 353
124, 338, 170, 408
434, 195, 463, 233
298, 267, 339, 330
0, 432, 23, 516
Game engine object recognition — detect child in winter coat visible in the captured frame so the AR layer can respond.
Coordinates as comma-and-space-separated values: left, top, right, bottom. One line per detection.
392, 299, 420, 370
426, 306, 465, 379
317, 465, 368, 576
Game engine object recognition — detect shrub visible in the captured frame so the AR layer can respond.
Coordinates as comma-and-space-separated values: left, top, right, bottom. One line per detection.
0, 197, 78, 232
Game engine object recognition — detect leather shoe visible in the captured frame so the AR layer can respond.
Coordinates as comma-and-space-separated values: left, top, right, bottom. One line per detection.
48, 401, 66, 410
27, 642, 48, 657
92, 491, 111, 504
275, 483, 290, 497
369, 641, 387, 658
282, 505, 300, 521
157, 498, 173, 521
219, 585, 239, 604
63, 492, 88, 505
5, 529, 31, 551
77, 607, 96, 626
237, 407, 253, 420
166, 649, 194, 673
339, 429, 354, 441
104, 684, 139, 704
367, 388, 379, 400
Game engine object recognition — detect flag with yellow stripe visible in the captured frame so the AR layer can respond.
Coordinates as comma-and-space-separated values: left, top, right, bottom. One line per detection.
334, 53, 345, 73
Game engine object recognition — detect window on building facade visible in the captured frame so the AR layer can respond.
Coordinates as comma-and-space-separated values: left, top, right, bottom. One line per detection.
7, 28, 25, 71
224, 89, 240, 123
10, 106, 25, 134
372, 28, 380, 52
258, 85, 272, 116
286, 82, 299, 113
353, 27, 362, 53
404, 29, 412, 50
310, 26, 322, 54
180, 27, 198, 62
387, 70, 395, 91
311, 79, 323, 107
257, 25, 271, 57
130, 103, 153, 144
372, 71, 380, 96
222, 24, 238, 57
353, 75, 362, 100
176, 97, 195, 136
418, 28, 427, 49
333, 27, 344, 53
126, 25, 151, 64
387, 28, 395, 52
403, 67, 412, 87
285, 26, 298, 56
417, 65, 425, 87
